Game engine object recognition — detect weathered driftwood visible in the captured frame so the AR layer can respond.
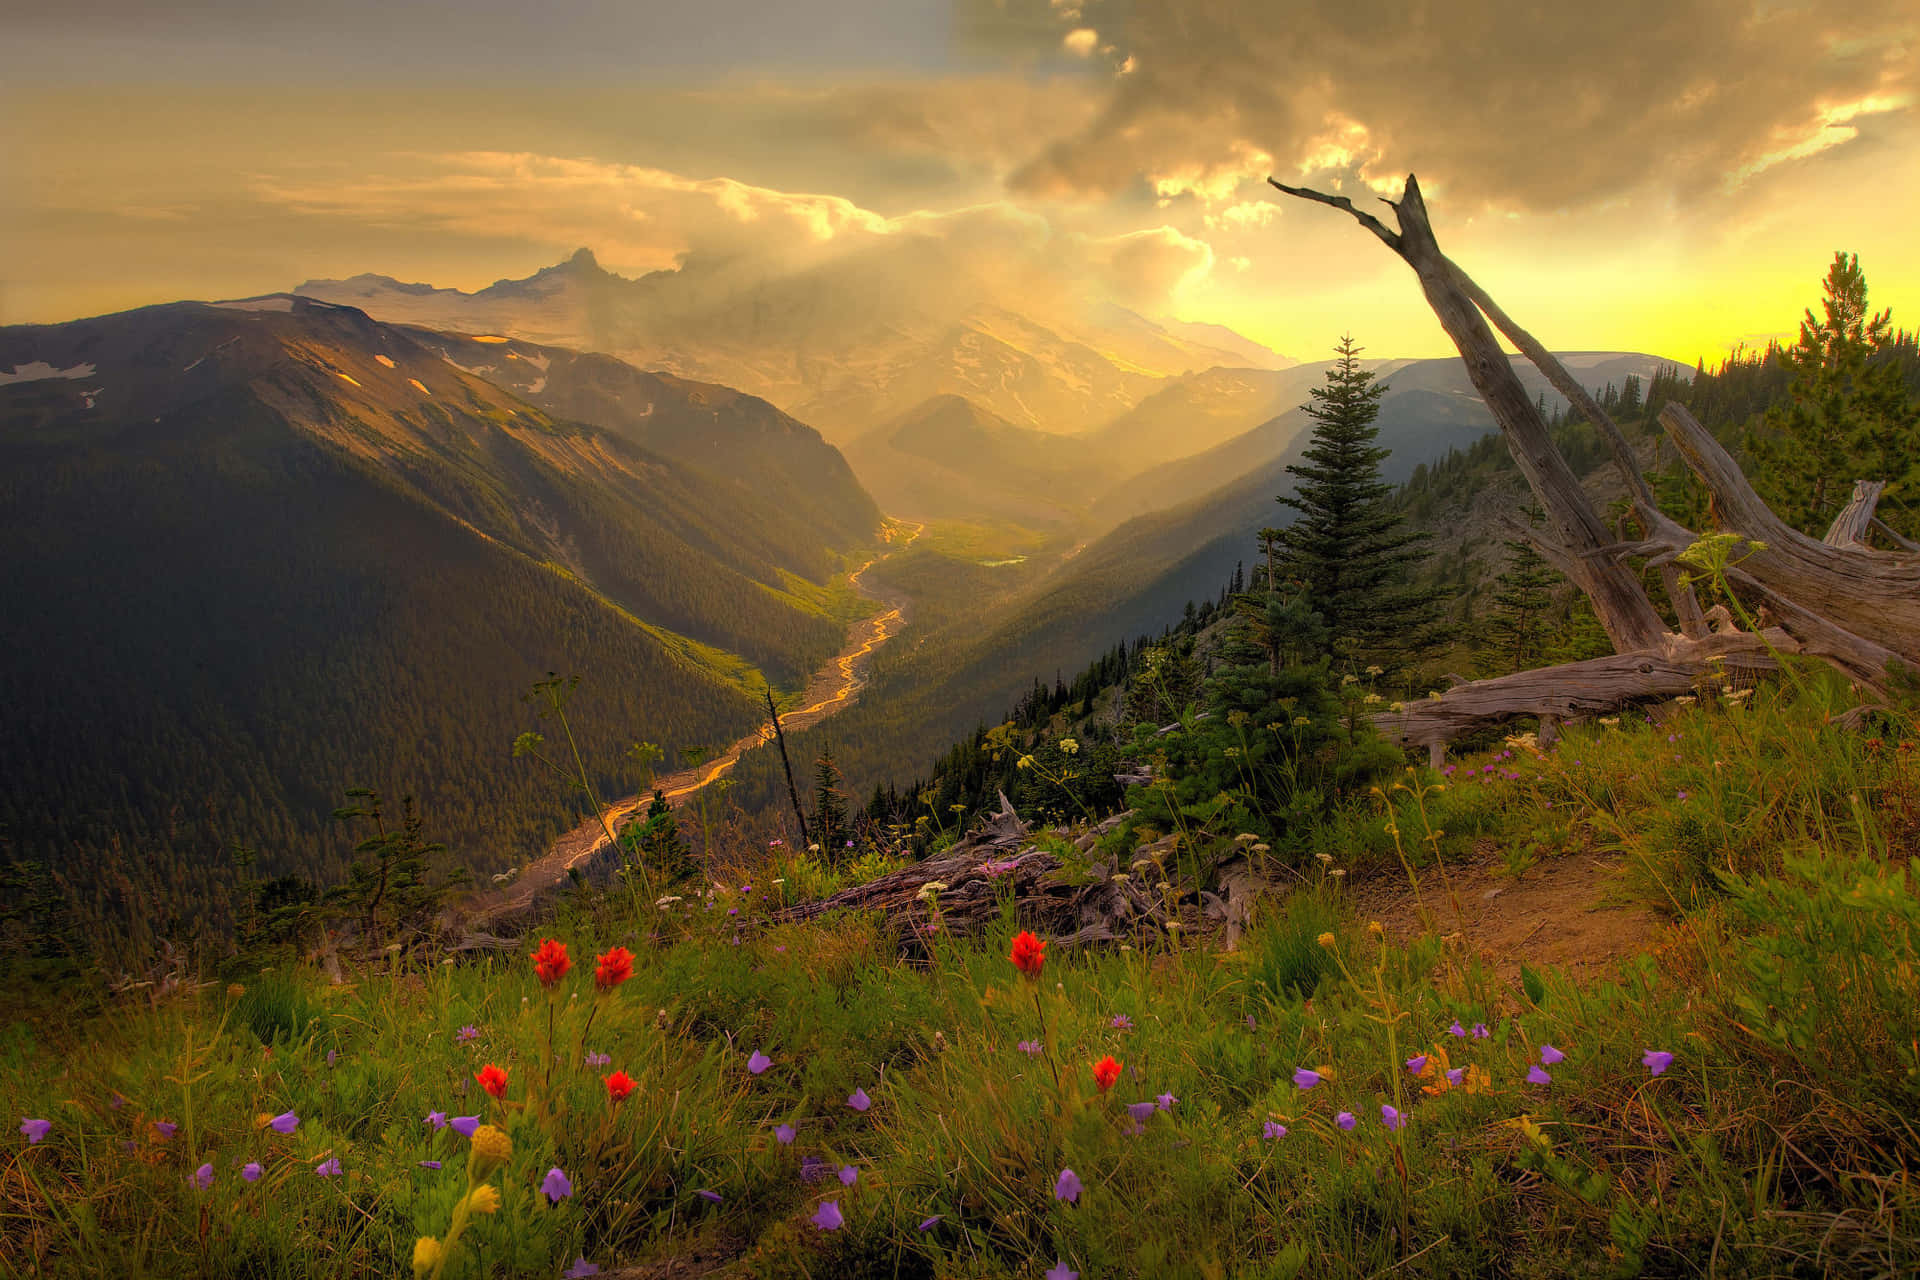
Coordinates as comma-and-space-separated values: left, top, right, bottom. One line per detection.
1271, 173, 1918, 753
771, 793, 1173, 948
1825, 481, 1887, 550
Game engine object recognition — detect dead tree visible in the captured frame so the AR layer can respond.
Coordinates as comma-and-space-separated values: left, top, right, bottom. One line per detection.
1268, 174, 1920, 756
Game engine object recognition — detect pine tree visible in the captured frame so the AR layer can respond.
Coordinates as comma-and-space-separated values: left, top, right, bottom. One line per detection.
1276, 335, 1449, 672
812, 745, 850, 861
1748, 252, 1920, 535
1474, 505, 1561, 676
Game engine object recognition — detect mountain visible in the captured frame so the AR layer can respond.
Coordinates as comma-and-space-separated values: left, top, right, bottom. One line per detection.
842, 394, 1126, 528
0, 295, 879, 907
296, 248, 1279, 443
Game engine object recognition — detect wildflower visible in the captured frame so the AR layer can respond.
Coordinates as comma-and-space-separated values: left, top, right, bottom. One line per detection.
465, 1184, 502, 1214
1091, 1056, 1121, 1092
1165, 920, 1183, 934
20, 1118, 51, 1144
413, 1238, 442, 1280
1336, 1111, 1356, 1131
1381, 1105, 1406, 1131
1245, 1015, 1258, 1030
417, 1160, 442, 1170
1643, 1049, 1675, 1076
192, 1162, 214, 1190
450, 1116, 480, 1137
847, 1088, 872, 1112
242, 1162, 263, 1182
584, 1050, 611, 1068
1060, 738, 1080, 754
1126, 1101, 1156, 1132
1010, 930, 1046, 978
531, 938, 571, 987
800, 1155, 830, 1183
1445, 1067, 1466, 1087
1047, 1263, 1079, 1280
315, 1157, 343, 1177
918, 1216, 942, 1231
1676, 789, 1690, 801
1157, 1091, 1177, 1112
695, 1189, 723, 1203
541, 1167, 573, 1203
1527, 1065, 1552, 1085
839, 1165, 858, 1186
326, 1050, 338, 1068
1405, 1055, 1428, 1074
605, 1071, 636, 1103
1292, 1068, 1321, 1090
563, 1260, 600, 1279
1471, 1023, 1490, 1039
153, 1121, 178, 1139
468, 1124, 512, 1179
1110, 872, 1130, 883
1262, 1120, 1287, 1140
1539, 1044, 1565, 1066
456, 1025, 479, 1044
1110, 1015, 1133, 1031
1054, 1167, 1083, 1203
811, 1200, 844, 1230
1018, 1040, 1042, 1055
775, 1124, 796, 1145
594, 946, 634, 990
476, 1064, 508, 1099
1448, 1020, 1466, 1038
269, 1110, 299, 1134
1316, 932, 1337, 950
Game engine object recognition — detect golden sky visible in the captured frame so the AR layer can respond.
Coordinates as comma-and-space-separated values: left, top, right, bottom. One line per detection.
3, 0, 1915, 366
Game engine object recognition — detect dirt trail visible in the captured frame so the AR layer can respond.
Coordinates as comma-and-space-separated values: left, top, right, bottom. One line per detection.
469, 523, 922, 923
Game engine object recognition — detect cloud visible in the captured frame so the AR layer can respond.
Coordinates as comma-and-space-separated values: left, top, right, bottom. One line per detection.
967, 0, 1920, 214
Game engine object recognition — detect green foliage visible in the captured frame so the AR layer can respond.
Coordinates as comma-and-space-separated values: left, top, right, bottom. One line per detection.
1473, 505, 1560, 677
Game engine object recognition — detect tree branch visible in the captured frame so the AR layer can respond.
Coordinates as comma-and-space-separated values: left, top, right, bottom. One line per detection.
1265, 178, 1403, 253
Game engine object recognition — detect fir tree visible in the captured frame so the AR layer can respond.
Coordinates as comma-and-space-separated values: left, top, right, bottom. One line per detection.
1474, 506, 1561, 676
1276, 335, 1449, 672
812, 745, 851, 861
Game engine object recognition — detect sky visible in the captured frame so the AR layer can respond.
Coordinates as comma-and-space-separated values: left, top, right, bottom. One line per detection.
3, 0, 1916, 365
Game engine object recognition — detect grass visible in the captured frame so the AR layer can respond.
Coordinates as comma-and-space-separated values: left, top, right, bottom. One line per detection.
3, 683, 1917, 1278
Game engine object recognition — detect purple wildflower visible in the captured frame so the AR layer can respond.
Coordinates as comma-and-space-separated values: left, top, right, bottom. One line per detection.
425, 1111, 448, 1129
839, 1165, 858, 1187
192, 1163, 214, 1190
1406, 1055, 1429, 1073
1047, 1264, 1079, 1280
269, 1110, 299, 1134
456, 1025, 479, 1044
1643, 1049, 1675, 1076
584, 1051, 611, 1068
1054, 1167, 1082, 1204
1262, 1120, 1287, 1140
418, 1160, 442, 1170
1292, 1068, 1321, 1090
326, 1050, 337, 1069
19, 1119, 51, 1144
450, 1116, 480, 1137
315, 1157, 342, 1177
1126, 1101, 1156, 1132
564, 1260, 601, 1279
847, 1087, 871, 1112
918, 1215, 942, 1231
1448, 1020, 1466, 1038
1540, 1044, 1565, 1066
1471, 1023, 1490, 1040
748, 1051, 772, 1076
154, 1121, 178, 1139
1527, 1065, 1552, 1085
800, 1155, 830, 1183
1676, 789, 1690, 801
1336, 1111, 1356, 1132
1018, 1040, 1042, 1055
541, 1167, 573, 1202
775, 1124, 796, 1145
1157, 1091, 1177, 1112
1245, 1015, 1257, 1030
1110, 1015, 1133, 1031
811, 1200, 844, 1231
695, 1189, 723, 1203
1381, 1104, 1406, 1131
1445, 1067, 1466, 1087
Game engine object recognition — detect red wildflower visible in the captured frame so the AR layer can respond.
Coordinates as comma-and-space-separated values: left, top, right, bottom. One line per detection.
476, 1063, 508, 1099
1091, 1055, 1121, 1093
531, 938, 571, 988
604, 1070, 636, 1103
594, 946, 634, 991
1010, 930, 1046, 979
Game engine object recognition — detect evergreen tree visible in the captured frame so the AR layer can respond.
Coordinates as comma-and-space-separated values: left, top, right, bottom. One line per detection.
1748, 252, 1920, 536
1474, 506, 1561, 676
1276, 335, 1449, 672
812, 745, 851, 861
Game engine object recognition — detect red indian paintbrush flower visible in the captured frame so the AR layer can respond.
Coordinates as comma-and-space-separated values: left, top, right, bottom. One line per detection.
476, 1063, 508, 1098
1091, 1055, 1121, 1093
604, 1070, 636, 1103
594, 946, 634, 991
531, 938, 571, 987
1010, 930, 1046, 978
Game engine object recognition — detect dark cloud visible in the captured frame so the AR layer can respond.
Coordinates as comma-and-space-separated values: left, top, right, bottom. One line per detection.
966, 0, 1918, 212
